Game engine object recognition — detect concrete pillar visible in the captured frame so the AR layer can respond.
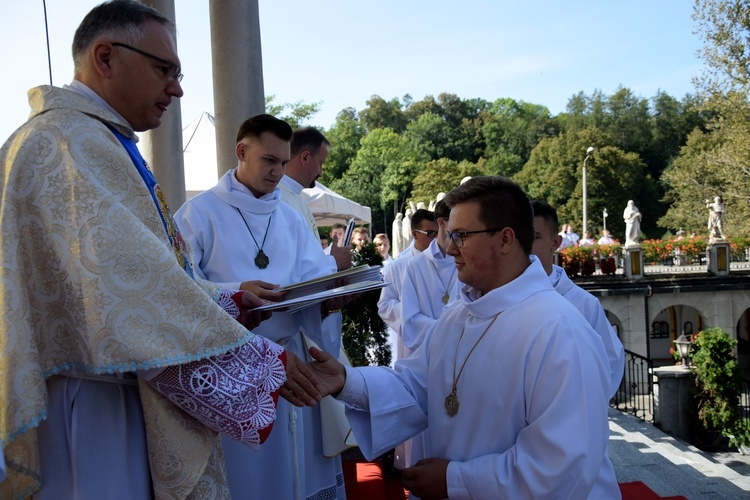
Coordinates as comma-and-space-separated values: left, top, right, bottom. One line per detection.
139, 0, 186, 212
209, 0, 265, 178
652, 366, 693, 442
707, 240, 730, 276
624, 245, 645, 280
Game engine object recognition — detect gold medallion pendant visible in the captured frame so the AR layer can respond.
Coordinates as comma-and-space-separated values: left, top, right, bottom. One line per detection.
442, 293, 450, 304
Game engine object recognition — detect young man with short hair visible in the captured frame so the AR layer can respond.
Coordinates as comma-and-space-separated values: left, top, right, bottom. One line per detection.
307, 177, 619, 499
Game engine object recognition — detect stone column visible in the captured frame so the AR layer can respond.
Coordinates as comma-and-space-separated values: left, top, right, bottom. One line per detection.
209, 0, 265, 178
652, 365, 693, 442
139, 0, 186, 211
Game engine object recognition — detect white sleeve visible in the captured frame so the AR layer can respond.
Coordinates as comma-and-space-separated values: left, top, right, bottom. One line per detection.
377, 262, 404, 334
337, 341, 432, 461
400, 265, 437, 351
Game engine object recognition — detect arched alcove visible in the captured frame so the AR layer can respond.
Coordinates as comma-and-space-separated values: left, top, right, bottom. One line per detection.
650, 305, 705, 367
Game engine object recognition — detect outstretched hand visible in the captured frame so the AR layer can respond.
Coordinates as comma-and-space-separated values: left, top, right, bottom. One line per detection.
306, 346, 347, 397
281, 350, 324, 407
401, 458, 449, 500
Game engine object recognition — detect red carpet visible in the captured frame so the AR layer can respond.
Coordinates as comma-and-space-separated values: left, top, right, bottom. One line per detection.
344, 460, 686, 499
619, 481, 688, 500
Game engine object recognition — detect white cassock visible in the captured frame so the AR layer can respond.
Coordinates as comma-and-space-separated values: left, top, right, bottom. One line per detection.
395, 238, 461, 469
175, 169, 345, 500
377, 249, 420, 366
338, 257, 620, 499
551, 265, 625, 397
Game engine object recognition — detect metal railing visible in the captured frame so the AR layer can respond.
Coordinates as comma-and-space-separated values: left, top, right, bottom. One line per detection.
610, 349, 654, 423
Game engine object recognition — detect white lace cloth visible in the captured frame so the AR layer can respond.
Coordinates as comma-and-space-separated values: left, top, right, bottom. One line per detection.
142, 289, 286, 447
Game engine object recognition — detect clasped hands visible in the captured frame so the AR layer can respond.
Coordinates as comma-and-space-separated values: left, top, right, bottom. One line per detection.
300, 348, 450, 499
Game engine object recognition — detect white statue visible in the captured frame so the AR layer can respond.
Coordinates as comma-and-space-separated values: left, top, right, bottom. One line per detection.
391, 213, 404, 258
402, 208, 413, 248
706, 196, 726, 241
623, 200, 642, 247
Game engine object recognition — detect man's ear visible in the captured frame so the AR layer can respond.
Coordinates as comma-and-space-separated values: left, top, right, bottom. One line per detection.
552, 234, 563, 251
300, 150, 311, 163
498, 227, 516, 253
235, 142, 245, 162
91, 42, 115, 78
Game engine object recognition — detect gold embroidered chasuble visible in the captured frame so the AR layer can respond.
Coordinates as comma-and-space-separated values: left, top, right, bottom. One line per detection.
0, 86, 268, 498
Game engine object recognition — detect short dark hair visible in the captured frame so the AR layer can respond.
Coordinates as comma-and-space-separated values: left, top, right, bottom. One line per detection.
444, 176, 534, 255
236, 114, 293, 144
410, 209, 435, 230
73, 0, 172, 70
433, 199, 450, 220
330, 223, 347, 232
291, 127, 330, 157
531, 200, 559, 238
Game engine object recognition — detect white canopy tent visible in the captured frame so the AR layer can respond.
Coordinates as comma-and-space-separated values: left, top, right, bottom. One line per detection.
302, 181, 371, 226
181, 112, 370, 226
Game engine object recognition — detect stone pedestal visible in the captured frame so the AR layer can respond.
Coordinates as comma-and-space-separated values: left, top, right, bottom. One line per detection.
624, 245, 644, 280
707, 239, 730, 276
652, 366, 692, 442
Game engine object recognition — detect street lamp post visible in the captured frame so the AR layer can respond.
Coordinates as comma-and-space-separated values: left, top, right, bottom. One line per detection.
603, 208, 608, 231
582, 146, 594, 236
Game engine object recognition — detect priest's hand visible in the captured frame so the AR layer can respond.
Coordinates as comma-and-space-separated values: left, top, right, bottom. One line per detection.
307, 346, 346, 397
402, 458, 449, 500
329, 235, 353, 271
280, 350, 324, 407
240, 280, 286, 302
236, 290, 272, 330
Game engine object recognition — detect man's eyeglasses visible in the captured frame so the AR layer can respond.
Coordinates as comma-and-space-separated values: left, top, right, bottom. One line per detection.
447, 228, 504, 248
413, 229, 438, 238
111, 42, 183, 83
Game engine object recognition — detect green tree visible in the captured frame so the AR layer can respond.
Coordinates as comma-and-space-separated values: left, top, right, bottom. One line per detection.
332, 128, 421, 234
410, 158, 485, 204
515, 127, 655, 239
359, 95, 407, 133
265, 95, 320, 129
322, 108, 365, 185
661, 0, 750, 235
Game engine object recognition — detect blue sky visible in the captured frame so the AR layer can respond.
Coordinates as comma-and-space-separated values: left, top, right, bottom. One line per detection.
1, 1, 703, 142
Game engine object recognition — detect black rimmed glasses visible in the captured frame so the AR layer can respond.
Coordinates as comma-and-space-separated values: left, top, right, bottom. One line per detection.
111, 42, 183, 83
413, 228, 438, 238
447, 227, 504, 248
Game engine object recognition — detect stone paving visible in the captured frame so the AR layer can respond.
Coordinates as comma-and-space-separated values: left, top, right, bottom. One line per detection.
608, 407, 750, 499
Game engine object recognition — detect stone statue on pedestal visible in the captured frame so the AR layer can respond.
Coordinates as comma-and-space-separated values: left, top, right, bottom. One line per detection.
402, 208, 413, 249
623, 200, 642, 247
706, 196, 726, 241
391, 213, 404, 258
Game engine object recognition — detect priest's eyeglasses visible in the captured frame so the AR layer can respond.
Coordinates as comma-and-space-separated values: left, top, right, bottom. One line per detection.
447, 228, 503, 248
111, 42, 184, 83
413, 229, 438, 238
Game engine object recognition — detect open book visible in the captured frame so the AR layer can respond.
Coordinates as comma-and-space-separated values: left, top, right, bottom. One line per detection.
252, 265, 387, 313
